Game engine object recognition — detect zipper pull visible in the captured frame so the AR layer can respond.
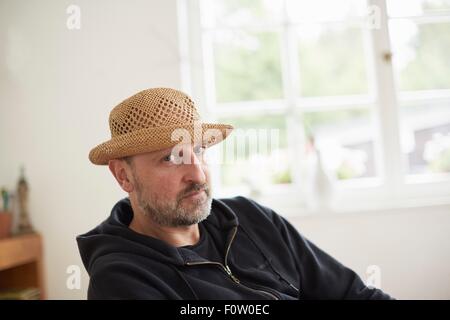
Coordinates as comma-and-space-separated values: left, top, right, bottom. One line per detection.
224, 265, 240, 284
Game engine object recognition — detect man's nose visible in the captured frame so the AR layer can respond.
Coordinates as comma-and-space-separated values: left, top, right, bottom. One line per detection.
182, 149, 207, 184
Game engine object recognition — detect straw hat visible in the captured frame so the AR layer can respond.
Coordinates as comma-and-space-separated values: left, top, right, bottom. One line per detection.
89, 88, 233, 165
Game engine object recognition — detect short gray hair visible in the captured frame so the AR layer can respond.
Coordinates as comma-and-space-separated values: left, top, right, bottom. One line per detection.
121, 156, 133, 166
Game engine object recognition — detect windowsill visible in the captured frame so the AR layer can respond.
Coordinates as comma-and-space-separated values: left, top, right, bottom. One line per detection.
405, 172, 450, 184
267, 194, 450, 218
215, 179, 450, 218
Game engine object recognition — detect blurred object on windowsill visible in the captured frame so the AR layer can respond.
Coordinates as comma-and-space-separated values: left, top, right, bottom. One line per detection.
424, 132, 450, 173
305, 135, 335, 212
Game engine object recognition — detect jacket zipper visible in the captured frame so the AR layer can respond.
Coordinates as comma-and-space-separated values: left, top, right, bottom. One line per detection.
274, 271, 300, 293
185, 226, 280, 300
239, 225, 300, 295
185, 260, 279, 300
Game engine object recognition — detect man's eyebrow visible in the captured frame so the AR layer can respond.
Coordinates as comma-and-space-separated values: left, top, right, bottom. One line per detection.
152, 144, 203, 159
151, 148, 173, 159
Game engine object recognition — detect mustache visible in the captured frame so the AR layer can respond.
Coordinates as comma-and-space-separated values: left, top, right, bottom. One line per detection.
179, 183, 209, 199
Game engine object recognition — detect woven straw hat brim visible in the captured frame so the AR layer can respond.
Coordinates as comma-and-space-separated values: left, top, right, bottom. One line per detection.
89, 123, 233, 165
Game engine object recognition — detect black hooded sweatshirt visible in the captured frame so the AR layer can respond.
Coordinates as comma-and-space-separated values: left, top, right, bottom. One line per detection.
76, 196, 393, 300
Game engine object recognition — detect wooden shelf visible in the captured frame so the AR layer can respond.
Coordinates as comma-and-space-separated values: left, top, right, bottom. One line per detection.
0, 233, 46, 299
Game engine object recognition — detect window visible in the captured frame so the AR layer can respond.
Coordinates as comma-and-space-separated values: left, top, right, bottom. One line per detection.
387, 0, 450, 177
182, 0, 450, 213
218, 114, 290, 188
213, 30, 283, 103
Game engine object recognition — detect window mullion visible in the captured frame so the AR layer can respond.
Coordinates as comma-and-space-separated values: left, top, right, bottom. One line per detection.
368, 0, 404, 197
185, 0, 224, 193
280, 0, 307, 195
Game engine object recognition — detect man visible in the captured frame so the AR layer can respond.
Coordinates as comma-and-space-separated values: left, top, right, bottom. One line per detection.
77, 88, 393, 300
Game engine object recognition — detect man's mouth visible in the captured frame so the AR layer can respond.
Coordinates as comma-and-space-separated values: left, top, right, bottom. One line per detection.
182, 189, 206, 200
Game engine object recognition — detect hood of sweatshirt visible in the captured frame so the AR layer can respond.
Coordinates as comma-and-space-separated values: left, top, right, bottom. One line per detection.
76, 197, 239, 275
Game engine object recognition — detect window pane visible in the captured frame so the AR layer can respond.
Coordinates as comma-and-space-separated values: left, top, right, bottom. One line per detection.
218, 115, 291, 187
287, 0, 368, 23
400, 101, 450, 175
389, 20, 450, 91
213, 30, 283, 103
208, 0, 283, 27
387, 0, 450, 17
302, 108, 377, 180
297, 25, 369, 97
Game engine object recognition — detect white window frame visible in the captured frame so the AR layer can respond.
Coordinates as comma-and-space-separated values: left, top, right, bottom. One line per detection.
179, 0, 450, 216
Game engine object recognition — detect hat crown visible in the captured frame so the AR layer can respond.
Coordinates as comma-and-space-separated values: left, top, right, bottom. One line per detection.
109, 88, 201, 138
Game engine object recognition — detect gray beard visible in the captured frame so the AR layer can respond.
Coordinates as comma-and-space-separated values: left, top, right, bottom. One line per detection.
139, 194, 212, 227
133, 175, 212, 227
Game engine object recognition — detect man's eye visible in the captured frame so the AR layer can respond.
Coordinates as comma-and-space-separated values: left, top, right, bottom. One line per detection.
163, 154, 174, 162
194, 146, 206, 154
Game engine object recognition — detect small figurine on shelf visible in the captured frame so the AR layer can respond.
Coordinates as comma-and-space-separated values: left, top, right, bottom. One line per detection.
0, 187, 13, 238
17, 166, 34, 234
1, 187, 9, 211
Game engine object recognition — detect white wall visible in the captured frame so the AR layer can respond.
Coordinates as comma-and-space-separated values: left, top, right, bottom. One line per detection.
1, 0, 449, 300
0, 0, 183, 299
287, 204, 450, 300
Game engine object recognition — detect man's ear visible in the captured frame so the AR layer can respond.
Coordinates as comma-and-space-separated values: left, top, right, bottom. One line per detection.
108, 159, 134, 193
